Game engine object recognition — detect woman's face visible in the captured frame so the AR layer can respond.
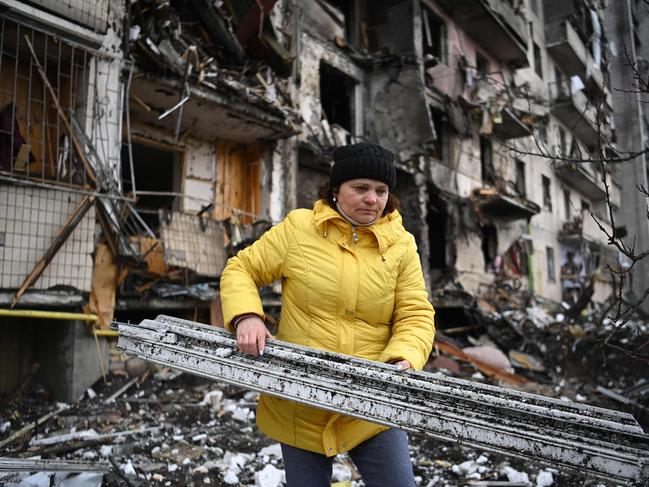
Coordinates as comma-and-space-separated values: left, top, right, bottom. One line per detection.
335, 178, 389, 224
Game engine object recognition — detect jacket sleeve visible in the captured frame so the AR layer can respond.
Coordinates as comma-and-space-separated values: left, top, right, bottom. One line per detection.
220, 214, 295, 332
378, 236, 436, 370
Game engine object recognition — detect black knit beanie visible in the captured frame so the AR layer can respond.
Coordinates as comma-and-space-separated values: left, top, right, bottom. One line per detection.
329, 142, 396, 190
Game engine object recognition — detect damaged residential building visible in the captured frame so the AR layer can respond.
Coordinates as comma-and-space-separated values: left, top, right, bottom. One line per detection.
0, 0, 634, 399
286, 0, 621, 328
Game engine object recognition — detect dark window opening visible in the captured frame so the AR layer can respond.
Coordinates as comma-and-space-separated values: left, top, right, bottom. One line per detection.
482, 224, 498, 273
537, 124, 548, 144
476, 53, 489, 78
515, 159, 526, 197
480, 136, 495, 184
533, 42, 543, 78
320, 62, 355, 133
564, 189, 571, 220
429, 107, 449, 161
121, 141, 182, 230
427, 188, 448, 273
585, 247, 601, 274
422, 6, 447, 67
581, 199, 590, 215
546, 246, 556, 282
542, 175, 552, 212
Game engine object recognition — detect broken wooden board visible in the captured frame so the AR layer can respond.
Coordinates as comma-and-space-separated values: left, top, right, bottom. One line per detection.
84, 244, 119, 327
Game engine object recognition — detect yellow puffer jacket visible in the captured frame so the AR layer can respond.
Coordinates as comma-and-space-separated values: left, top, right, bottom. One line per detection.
220, 200, 436, 456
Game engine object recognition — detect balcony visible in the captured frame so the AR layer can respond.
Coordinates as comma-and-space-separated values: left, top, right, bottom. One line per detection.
553, 161, 607, 200
559, 215, 612, 246
546, 20, 606, 97
549, 80, 601, 148
492, 108, 532, 140
473, 188, 540, 222
546, 20, 588, 76
433, 0, 528, 66
469, 80, 533, 140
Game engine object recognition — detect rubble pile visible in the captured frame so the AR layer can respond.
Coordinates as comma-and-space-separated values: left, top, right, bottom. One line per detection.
128, 0, 295, 117
0, 364, 609, 487
1, 284, 648, 486
429, 284, 649, 431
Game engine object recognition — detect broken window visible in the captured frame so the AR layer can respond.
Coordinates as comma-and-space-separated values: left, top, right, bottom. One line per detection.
429, 107, 449, 161
427, 186, 449, 276
564, 189, 571, 220
121, 141, 182, 229
546, 246, 556, 282
482, 225, 499, 273
480, 136, 495, 184
515, 159, 526, 197
320, 62, 355, 134
537, 124, 548, 144
422, 5, 447, 67
476, 53, 489, 79
533, 42, 543, 78
542, 175, 552, 212
0, 17, 111, 187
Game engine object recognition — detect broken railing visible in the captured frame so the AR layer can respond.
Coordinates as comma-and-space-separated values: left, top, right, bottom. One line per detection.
116, 315, 649, 485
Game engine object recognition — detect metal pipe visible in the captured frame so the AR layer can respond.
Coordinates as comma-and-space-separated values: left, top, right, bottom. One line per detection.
93, 328, 118, 337
0, 309, 98, 322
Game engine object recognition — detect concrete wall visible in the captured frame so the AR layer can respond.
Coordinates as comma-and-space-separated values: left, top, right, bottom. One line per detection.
0, 318, 109, 402
606, 0, 649, 311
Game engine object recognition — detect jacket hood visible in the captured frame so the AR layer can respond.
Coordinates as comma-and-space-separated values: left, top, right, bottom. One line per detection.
312, 199, 406, 254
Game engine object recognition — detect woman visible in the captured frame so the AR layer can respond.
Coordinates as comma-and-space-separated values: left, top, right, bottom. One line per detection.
220, 142, 436, 486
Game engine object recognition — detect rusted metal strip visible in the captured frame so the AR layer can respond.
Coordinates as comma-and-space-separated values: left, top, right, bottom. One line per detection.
0, 457, 111, 473
116, 316, 649, 484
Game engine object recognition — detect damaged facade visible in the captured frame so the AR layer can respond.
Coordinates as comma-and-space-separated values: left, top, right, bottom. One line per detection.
0, 0, 641, 399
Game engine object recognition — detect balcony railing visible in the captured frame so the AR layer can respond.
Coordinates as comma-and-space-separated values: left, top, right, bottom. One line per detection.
546, 20, 588, 76
549, 79, 604, 148
546, 19, 605, 96
553, 160, 608, 201
432, 0, 528, 66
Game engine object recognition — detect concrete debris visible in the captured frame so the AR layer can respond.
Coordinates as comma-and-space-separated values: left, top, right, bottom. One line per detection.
257, 443, 282, 459
535, 469, 555, 487
501, 466, 531, 484
254, 464, 284, 487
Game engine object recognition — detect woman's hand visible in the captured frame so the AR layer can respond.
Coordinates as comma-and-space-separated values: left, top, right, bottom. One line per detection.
235, 316, 273, 357
392, 359, 411, 371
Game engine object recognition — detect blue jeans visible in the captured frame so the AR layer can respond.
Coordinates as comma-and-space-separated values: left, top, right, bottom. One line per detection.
280, 428, 415, 487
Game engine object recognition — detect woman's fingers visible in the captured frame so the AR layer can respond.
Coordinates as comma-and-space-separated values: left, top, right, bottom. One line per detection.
236, 317, 269, 356
392, 359, 411, 371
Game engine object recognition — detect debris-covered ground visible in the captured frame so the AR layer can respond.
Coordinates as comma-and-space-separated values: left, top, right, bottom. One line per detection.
1, 294, 648, 487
